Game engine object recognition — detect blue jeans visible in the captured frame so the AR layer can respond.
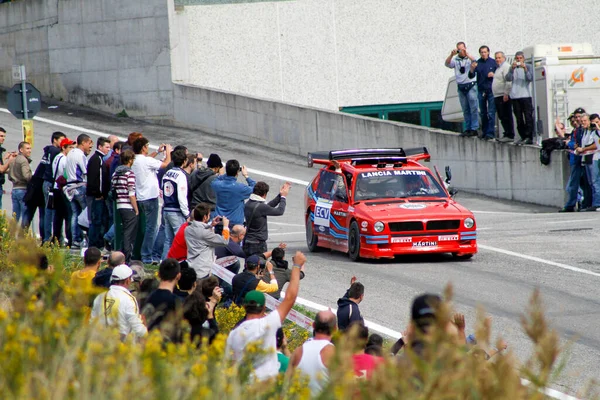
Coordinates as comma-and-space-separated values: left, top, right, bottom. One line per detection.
138, 198, 159, 263
478, 88, 496, 138
87, 196, 107, 248
70, 186, 87, 243
458, 84, 479, 131
585, 161, 600, 207
162, 211, 186, 260
43, 181, 54, 242
565, 164, 584, 209
11, 188, 28, 225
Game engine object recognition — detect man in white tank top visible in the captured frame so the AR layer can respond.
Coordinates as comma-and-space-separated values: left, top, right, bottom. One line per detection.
287, 310, 337, 396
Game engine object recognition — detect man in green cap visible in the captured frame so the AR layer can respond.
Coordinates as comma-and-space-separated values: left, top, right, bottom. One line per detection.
226, 250, 307, 381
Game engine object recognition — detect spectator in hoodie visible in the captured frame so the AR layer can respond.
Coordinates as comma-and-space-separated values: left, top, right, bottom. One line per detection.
468, 45, 497, 141
162, 149, 190, 260
86, 137, 112, 249
131, 137, 172, 264
211, 159, 256, 226
41, 131, 66, 242
190, 153, 223, 211
185, 203, 230, 279
8, 141, 33, 226
111, 149, 139, 262
506, 51, 534, 145
243, 181, 290, 256
265, 247, 305, 300
65, 134, 94, 248
92, 251, 126, 289
109, 142, 125, 178
337, 276, 365, 331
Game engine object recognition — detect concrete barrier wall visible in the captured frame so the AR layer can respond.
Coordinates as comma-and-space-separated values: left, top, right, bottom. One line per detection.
174, 83, 569, 207
0, 0, 173, 119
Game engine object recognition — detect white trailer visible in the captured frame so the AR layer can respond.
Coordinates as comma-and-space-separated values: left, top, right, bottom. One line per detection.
442, 43, 600, 140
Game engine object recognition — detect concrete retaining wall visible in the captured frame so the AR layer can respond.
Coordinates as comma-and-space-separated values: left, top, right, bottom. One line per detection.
174, 83, 569, 207
0, 0, 173, 118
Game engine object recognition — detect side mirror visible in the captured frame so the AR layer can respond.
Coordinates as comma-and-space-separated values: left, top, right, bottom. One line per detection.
449, 187, 458, 197
445, 166, 452, 184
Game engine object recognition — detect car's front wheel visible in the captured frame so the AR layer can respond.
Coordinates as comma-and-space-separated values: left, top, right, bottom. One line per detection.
306, 213, 321, 252
348, 221, 361, 261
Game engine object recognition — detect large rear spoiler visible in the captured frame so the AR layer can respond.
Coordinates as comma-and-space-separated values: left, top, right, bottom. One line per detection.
307, 147, 430, 167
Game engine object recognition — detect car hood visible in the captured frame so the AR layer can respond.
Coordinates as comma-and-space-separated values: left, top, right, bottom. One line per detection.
354, 199, 471, 219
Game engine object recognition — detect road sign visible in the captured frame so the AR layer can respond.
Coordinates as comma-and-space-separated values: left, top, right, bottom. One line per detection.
12, 65, 25, 81
6, 83, 42, 120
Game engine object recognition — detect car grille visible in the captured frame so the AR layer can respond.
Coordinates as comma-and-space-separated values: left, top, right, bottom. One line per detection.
388, 221, 424, 232
426, 220, 460, 230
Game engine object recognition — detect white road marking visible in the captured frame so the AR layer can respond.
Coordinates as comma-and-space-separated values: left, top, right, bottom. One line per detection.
546, 219, 599, 224
269, 231, 305, 236
8, 110, 578, 400
479, 244, 600, 278
268, 221, 305, 227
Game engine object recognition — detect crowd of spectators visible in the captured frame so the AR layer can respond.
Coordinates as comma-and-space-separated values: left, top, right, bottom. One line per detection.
1, 128, 509, 393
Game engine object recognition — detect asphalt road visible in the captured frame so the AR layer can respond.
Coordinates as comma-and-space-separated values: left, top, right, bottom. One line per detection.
0, 102, 598, 396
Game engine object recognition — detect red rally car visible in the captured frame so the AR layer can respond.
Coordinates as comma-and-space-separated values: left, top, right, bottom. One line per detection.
304, 148, 477, 261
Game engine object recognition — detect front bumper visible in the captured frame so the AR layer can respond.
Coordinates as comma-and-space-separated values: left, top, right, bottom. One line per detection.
359, 232, 478, 259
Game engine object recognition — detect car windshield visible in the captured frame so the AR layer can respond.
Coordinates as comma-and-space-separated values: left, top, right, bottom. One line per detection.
353, 169, 446, 201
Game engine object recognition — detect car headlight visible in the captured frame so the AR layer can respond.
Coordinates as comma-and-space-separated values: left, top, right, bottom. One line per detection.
374, 221, 385, 232
464, 218, 474, 229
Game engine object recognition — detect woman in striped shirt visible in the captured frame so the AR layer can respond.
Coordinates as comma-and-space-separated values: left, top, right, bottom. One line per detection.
111, 149, 139, 262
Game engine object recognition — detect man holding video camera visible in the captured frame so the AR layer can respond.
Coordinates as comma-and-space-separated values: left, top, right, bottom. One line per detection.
506, 51, 534, 145
445, 42, 478, 137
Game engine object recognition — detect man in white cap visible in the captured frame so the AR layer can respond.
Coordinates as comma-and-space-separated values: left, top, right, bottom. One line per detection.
91, 264, 148, 341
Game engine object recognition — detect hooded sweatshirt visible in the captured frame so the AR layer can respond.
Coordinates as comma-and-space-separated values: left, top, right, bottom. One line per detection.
265, 258, 305, 300
185, 220, 230, 278
336, 295, 363, 331
190, 167, 218, 209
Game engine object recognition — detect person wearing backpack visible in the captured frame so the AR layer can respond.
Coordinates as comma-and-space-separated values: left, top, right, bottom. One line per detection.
51, 138, 76, 245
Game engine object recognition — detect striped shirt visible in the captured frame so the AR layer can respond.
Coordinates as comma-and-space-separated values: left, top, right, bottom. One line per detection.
111, 167, 136, 209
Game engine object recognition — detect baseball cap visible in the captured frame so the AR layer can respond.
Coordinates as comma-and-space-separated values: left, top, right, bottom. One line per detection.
206, 153, 223, 168
244, 290, 266, 307
59, 138, 76, 147
411, 294, 441, 331
574, 107, 586, 114
111, 264, 133, 281
245, 255, 261, 269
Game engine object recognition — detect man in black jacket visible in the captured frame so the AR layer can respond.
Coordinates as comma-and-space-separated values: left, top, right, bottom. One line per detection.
86, 137, 111, 249
190, 153, 222, 211
243, 181, 290, 256
337, 276, 365, 331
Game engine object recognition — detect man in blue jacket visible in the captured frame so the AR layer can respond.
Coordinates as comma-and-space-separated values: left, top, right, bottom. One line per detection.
211, 159, 256, 226
561, 108, 586, 212
468, 45, 497, 141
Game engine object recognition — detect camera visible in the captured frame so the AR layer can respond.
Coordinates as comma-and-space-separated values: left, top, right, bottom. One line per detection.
459, 66, 466, 74
516, 62, 522, 67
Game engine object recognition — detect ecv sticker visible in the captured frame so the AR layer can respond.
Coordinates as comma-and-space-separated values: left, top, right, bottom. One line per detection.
399, 203, 426, 210
314, 200, 333, 228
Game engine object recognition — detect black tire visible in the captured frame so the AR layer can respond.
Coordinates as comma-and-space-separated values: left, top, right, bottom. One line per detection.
306, 213, 321, 252
452, 253, 473, 260
348, 221, 361, 261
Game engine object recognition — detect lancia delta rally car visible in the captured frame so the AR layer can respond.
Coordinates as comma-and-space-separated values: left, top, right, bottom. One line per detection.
304, 148, 477, 261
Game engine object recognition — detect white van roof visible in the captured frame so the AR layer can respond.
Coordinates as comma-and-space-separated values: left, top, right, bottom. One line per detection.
522, 43, 594, 59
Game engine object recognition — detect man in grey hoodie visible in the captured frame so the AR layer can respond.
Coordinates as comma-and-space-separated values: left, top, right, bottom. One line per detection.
185, 202, 230, 279
506, 51, 534, 145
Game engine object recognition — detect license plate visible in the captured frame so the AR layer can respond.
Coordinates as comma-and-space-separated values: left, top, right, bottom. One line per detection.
412, 241, 437, 247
